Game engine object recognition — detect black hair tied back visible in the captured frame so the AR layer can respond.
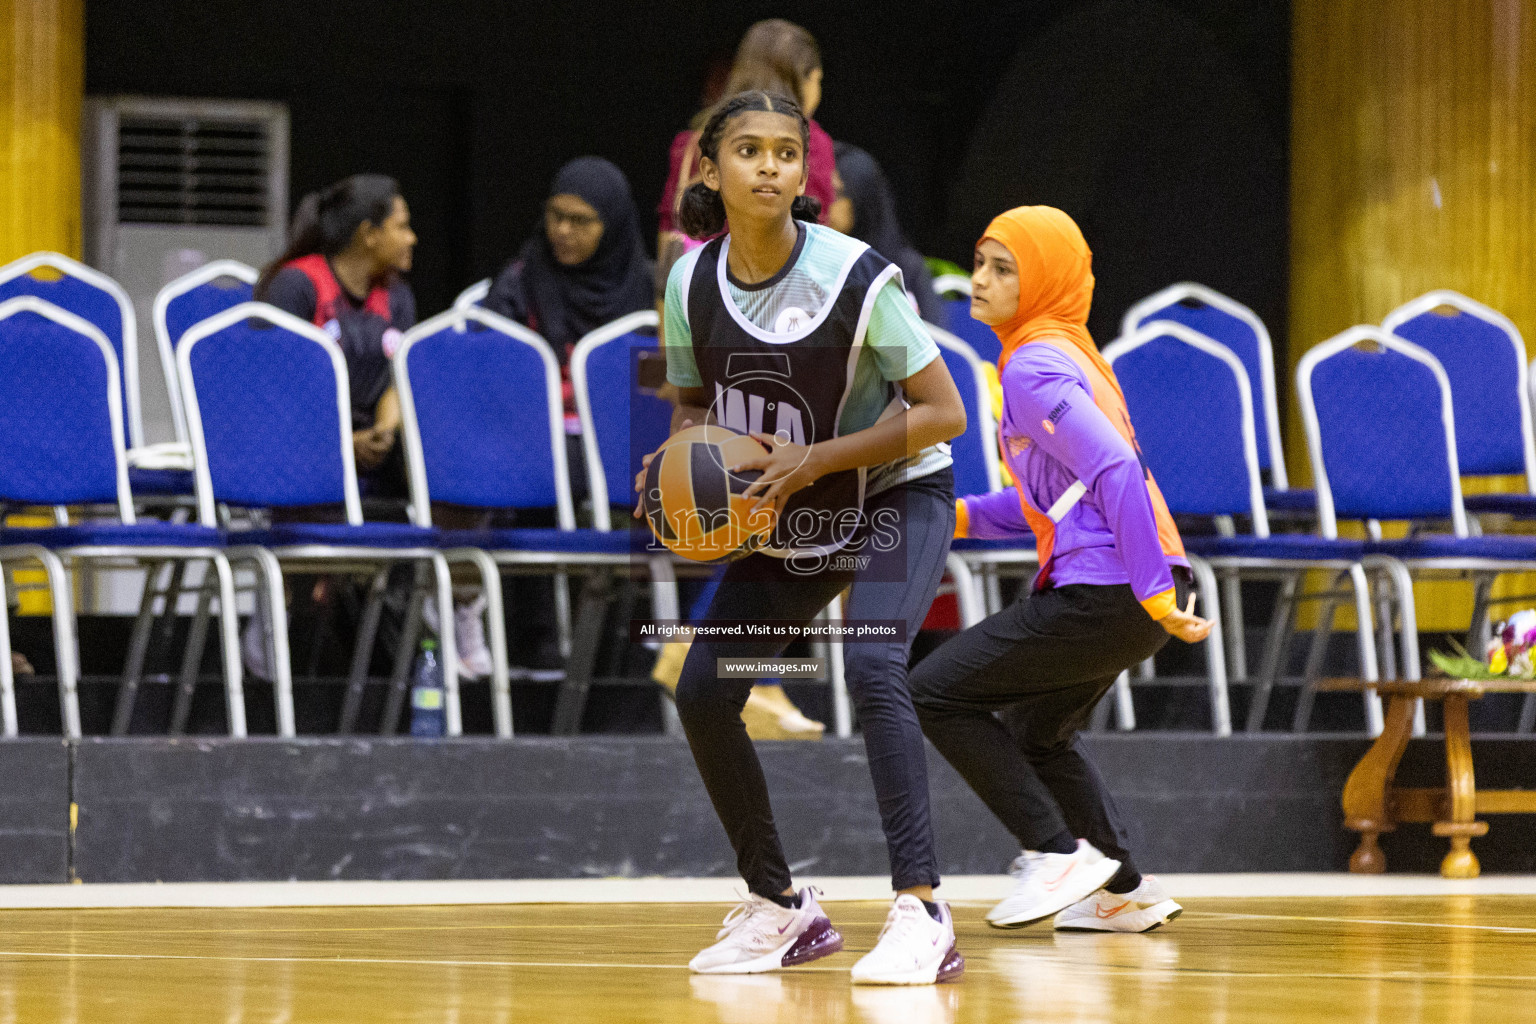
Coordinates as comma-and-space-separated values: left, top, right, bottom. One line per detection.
677, 90, 820, 240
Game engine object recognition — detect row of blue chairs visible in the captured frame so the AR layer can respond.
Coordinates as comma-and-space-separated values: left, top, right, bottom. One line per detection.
1109, 285, 1536, 736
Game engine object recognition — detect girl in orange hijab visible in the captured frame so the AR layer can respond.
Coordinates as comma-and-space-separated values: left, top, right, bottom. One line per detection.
909, 206, 1210, 933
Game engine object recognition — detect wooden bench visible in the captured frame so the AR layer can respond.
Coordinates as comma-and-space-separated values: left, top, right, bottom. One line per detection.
1321, 677, 1536, 878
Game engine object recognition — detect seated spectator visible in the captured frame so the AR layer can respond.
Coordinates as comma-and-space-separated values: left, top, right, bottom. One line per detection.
257, 175, 417, 498
830, 142, 944, 324
656, 18, 835, 295
483, 155, 654, 446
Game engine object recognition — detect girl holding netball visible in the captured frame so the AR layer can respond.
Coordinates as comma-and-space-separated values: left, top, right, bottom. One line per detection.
641, 90, 967, 983
909, 206, 1210, 933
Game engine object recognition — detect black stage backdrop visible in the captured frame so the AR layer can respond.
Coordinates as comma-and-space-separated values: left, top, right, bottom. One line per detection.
86, 0, 1288, 361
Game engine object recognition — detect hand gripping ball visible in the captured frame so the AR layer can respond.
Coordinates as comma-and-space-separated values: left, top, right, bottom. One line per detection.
642, 425, 778, 562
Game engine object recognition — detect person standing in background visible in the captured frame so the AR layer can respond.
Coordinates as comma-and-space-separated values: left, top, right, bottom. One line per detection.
655, 18, 836, 304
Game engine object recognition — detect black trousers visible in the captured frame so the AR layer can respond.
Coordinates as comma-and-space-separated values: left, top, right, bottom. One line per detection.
909, 575, 1185, 874
674, 469, 954, 897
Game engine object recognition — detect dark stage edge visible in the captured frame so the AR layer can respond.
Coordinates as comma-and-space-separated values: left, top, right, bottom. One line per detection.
0, 735, 1527, 884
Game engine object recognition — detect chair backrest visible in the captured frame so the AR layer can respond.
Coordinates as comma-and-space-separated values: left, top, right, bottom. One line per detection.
570, 311, 672, 528
1297, 325, 1467, 539
179, 302, 360, 527
1121, 282, 1286, 486
0, 252, 143, 449
396, 306, 573, 529
1103, 320, 1268, 536
0, 297, 133, 521
1382, 290, 1536, 487
453, 278, 491, 311
152, 260, 258, 445
930, 325, 1002, 499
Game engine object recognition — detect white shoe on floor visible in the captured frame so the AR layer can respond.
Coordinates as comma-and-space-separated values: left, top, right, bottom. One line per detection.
1053, 876, 1182, 933
454, 595, 493, 679
422, 596, 493, 680
986, 839, 1121, 929
241, 616, 272, 682
851, 895, 964, 985
689, 889, 843, 974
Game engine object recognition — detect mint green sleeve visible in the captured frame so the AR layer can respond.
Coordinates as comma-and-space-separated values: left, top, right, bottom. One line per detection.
866, 275, 940, 382
663, 260, 702, 388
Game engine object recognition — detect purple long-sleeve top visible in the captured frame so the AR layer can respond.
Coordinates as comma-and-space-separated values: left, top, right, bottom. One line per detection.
961, 343, 1185, 618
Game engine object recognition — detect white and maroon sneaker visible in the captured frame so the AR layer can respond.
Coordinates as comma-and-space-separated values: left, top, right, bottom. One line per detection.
1053, 876, 1182, 932
851, 895, 964, 985
688, 889, 843, 974
986, 839, 1121, 928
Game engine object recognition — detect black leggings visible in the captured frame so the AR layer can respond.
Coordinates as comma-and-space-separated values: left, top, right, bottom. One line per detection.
674, 469, 954, 897
909, 576, 1184, 880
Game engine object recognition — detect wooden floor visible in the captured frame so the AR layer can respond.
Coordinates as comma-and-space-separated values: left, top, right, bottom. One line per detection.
0, 895, 1530, 1022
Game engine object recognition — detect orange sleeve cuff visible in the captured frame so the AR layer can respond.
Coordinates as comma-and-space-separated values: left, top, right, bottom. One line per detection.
955, 499, 969, 539
1141, 587, 1177, 621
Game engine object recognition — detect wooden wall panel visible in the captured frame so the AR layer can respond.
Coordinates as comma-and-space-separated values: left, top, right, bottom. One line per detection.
1292, 1, 1536, 631
0, 0, 83, 262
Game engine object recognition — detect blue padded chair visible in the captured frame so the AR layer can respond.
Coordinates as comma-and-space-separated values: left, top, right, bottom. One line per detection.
1382, 290, 1536, 518
929, 325, 1006, 631
398, 305, 658, 737
0, 251, 195, 497
0, 296, 244, 738
1122, 283, 1310, 513
932, 275, 1002, 366
1106, 320, 1399, 735
179, 301, 458, 739
1298, 326, 1536, 729
152, 260, 258, 448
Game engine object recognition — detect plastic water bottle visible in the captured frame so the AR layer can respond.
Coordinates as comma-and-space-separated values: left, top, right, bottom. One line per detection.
409, 638, 446, 737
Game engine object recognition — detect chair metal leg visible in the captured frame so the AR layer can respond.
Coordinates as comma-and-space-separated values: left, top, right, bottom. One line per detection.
1090, 679, 1115, 732
646, 555, 683, 738
168, 565, 215, 735
209, 553, 246, 737
229, 545, 294, 737
553, 570, 573, 659
448, 549, 512, 738
826, 594, 852, 739
1292, 571, 1346, 734
1113, 670, 1136, 731
1220, 568, 1247, 682
428, 552, 461, 737
552, 570, 612, 736
116, 560, 167, 734
1247, 572, 1298, 732
338, 569, 389, 734
946, 553, 985, 628
379, 579, 426, 737
0, 564, 18, 738
1188, 557, 1232, 736
1347, 563, 1384, 736
1366, 555, 1422, 736
1, 547, 83, 740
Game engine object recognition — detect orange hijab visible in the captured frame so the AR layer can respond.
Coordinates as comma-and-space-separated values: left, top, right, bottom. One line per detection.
980, 205, 1186, 593
982, 206, 1121, 403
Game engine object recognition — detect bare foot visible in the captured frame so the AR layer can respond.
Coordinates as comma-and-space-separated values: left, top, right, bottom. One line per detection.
11, 651, 33, 676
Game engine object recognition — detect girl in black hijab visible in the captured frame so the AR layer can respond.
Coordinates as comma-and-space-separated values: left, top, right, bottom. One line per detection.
830, 142, 944, 325
485, 156, 654, 367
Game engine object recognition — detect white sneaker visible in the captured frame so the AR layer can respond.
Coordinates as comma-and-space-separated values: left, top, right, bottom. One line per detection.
689, 889, 843, 974
241, 615, 272, 682
454, 595, 493, 679
986, 839, 1121, 928
851, 895, 964, 986
1053, 876, 1182, 933
422, 596, 493, 680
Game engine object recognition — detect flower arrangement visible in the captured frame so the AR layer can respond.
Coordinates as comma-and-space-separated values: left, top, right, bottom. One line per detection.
1428, 609, 1536, 680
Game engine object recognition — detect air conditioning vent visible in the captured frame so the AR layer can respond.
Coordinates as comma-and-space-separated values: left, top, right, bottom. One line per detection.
116, 116, 275, 226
